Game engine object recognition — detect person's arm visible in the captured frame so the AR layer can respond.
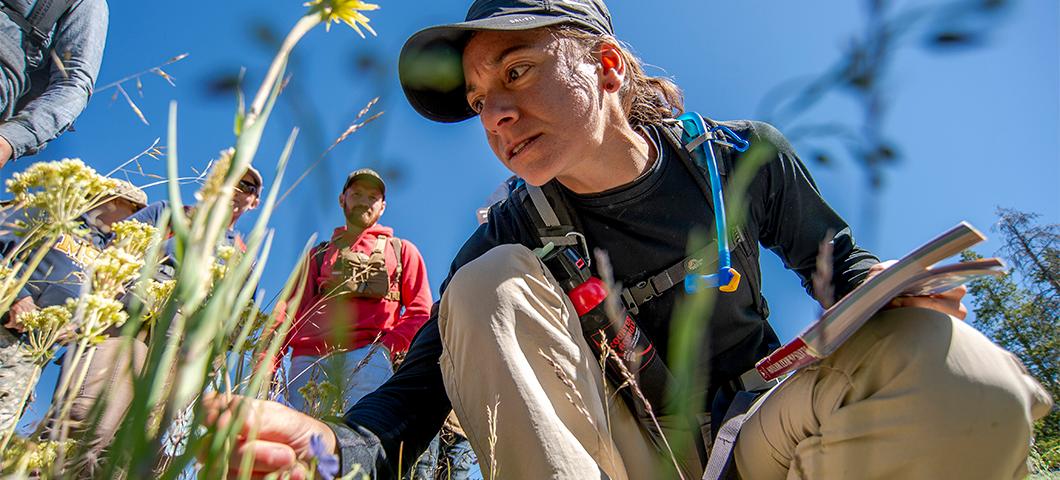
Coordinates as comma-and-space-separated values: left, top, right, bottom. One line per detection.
743, 121, 879, 302
125, 201, 167, 227
205, 198, 528, 478
0, 0, 108, 160
378, 240, 432, 354
328, 314, 448, 477
743, 121, 967, 317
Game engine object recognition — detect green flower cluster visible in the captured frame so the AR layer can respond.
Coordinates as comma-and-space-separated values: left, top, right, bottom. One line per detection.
140, 279, 176, 327
4, 159, 120, 235
20, 306, 72, 362
109, 219, 159, 258
195, 148, 235, 203
297, 378, 343, 418
68, 293, 128, 345
89, 247, 142, 298
210, 244, 242, 285
0, 436, 70, 472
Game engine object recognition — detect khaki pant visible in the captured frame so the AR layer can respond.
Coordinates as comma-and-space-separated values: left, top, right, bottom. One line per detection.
438, 244, 1052, 480
57, 336, 148, 477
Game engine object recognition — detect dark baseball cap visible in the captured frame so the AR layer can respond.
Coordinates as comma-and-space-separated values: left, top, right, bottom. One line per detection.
399, 0, 614, 123
343, 168, 386, 197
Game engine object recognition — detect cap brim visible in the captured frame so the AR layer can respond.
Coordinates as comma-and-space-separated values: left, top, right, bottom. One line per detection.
399, 14, 572, 123
246, 165, 264, 187
346, 173, 386, 195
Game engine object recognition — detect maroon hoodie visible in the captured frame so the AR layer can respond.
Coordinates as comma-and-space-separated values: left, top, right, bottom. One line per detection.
285, 223, 432, 357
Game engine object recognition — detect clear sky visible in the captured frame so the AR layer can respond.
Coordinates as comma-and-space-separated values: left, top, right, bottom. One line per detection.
8, 0, 1059, 430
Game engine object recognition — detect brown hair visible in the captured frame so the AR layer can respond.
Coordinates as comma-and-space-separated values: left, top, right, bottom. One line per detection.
552, 26, 684, 127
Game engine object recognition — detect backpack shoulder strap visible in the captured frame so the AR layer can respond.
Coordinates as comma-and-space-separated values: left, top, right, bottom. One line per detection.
519, 181, 581, 250
389, 236, 403, 280
310, 239, 329, 276
0, 0, 76, 50
388, 236, 403, 302
372, 234, 387, 255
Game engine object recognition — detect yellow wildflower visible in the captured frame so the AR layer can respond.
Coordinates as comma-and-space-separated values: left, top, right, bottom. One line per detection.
4, 159, 120, 236
20, 305, 72, 362
304, 0, 379, 37
110, 219, 159, 259
139, 279, 176, 326
68, 294, 128, 343
195, 148, 235, 203
89, 246, 143, 298
210, 244, 242, 284
1, 436, 71, 471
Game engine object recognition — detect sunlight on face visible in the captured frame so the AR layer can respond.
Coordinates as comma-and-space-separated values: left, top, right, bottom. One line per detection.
462, 29, 606, 187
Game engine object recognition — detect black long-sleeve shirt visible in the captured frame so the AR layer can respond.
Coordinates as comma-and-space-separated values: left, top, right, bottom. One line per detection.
328, 120, 879, 477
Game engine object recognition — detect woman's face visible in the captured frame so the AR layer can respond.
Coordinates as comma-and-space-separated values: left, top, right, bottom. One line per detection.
462, 28, 608, 187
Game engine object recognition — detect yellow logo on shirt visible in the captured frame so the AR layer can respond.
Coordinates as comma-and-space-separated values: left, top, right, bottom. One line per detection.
53, 234, 102, 266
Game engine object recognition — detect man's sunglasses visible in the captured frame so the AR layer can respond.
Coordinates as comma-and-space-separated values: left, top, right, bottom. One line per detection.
237, 180, 260, 196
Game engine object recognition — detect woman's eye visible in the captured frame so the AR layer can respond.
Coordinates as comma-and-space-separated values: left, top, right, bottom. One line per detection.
469, 97, 484, 113
506, 64, 530, 83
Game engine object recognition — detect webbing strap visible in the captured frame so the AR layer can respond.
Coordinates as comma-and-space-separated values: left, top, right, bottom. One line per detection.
701, 382, 781, 480
372, 235, 387, 256
527, 184, 560, 227
388, 236, 403, 303
526, 184, 578, 247
620, 242, 717, 315
26, 0, 70, 45
0, 3, 35, 37
0, 0, 74, 48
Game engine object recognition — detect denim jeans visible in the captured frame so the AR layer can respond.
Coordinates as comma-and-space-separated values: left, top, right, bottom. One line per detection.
409, 431, 482, 480
287, 344, 393, 413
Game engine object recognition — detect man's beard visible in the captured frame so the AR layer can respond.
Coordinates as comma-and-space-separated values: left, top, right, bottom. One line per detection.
344, 207, 375, 228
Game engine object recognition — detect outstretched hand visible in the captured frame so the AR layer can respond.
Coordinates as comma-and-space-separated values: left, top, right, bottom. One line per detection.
868, 260, 969, 320
201, 392, 338, 480
4, 296, 38, 332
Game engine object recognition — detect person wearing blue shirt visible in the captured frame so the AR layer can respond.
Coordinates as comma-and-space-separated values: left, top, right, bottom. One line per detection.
0, 179, 144, 477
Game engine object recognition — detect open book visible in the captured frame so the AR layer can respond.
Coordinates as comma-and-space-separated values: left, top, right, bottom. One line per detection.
755, 221, 1005, 381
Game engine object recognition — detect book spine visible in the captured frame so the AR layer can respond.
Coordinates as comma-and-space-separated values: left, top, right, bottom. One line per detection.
755, 337, 820, 380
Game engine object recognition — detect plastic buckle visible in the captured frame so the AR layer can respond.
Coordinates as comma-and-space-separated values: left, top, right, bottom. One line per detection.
620, 289, 639, 316
684, 131, 714, 153
735, 368, 780, 393
710, 125, 750, 152
562, 231, 591, 268
628, 280, 658, 307
29, 26, 49, 45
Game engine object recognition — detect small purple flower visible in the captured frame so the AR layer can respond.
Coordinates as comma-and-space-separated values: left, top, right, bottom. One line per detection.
309, 433, 340, 480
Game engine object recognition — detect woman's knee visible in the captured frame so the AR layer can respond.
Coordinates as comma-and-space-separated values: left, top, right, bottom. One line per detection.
445, 244, 542, 302
440, 244, 553, 335
861, 307, 1049, 440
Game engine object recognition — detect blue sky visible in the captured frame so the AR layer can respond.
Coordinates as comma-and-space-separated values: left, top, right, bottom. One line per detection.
7, 0, 1059, 429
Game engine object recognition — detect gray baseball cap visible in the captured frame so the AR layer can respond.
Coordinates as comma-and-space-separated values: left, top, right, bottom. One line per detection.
343, 168, 386, 197
399, 0, 614, 123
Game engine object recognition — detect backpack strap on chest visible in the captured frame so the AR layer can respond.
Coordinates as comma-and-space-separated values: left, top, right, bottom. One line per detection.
385, 236, 403, 302
524, 182, 585, 249
516, 114, 752, 314
310, 240, 330, 278
0, 0, 76, 67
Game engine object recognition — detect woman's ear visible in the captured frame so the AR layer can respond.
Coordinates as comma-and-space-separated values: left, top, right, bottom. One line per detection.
598, 42, 625, 93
